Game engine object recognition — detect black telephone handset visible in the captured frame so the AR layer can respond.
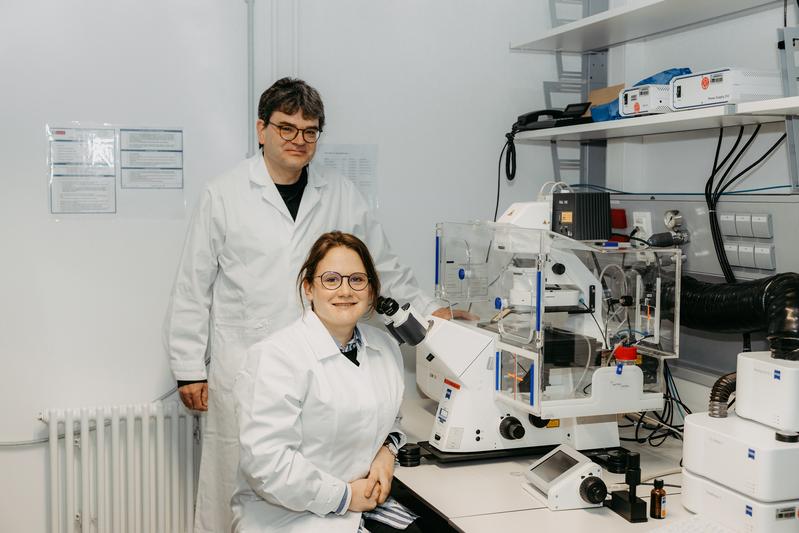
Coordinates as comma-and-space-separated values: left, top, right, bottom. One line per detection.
512, 102, 592, 132
513, 109, 565, 131
504, 101, 591, 184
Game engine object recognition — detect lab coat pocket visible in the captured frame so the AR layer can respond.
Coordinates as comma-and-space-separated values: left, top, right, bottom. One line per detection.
210, 319, 271, 391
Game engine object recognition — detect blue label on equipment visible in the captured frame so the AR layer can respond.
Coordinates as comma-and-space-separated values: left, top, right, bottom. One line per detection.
745, 505, 753, 517
616, 363, 624, 375
434, 236, 440, 285
747, 448, 755, 460
775, 370, 781, 380
495, 352, 500, 391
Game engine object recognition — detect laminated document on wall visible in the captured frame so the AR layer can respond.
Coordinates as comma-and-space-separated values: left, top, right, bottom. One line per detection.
47, 125, 117, 214
315, 144, 379, 209
120, 129, 184, 189
47, 123, 186, 218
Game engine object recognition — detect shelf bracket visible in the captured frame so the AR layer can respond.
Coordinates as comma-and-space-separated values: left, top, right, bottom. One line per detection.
777, 26, 799, 192
545, 0, 608, 185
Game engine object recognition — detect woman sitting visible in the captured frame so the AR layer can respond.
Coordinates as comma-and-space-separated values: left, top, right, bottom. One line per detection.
232, 231, 420, 532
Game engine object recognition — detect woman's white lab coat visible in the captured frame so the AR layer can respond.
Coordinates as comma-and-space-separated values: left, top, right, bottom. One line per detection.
231, 310, 405, 533
163, 154, 434, 533
164, 154, 436, 533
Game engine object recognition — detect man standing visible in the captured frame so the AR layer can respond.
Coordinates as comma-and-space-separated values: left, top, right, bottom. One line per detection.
164, 78, 457, 532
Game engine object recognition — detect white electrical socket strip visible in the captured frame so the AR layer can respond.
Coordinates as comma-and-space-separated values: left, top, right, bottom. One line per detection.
632, 211, 654, 240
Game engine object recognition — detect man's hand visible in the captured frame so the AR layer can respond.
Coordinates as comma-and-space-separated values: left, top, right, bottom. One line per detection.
178, 382, 208, 411
364, 446, 395, 504
431, 307, 480, 321
348, 478, 379, 512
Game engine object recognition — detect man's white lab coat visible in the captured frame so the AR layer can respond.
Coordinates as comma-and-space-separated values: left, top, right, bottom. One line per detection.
231, 311, 405, 532
163, 153, 434, 533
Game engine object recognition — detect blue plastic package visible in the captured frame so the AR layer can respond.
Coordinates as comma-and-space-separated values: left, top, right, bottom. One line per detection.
590, 67, 692, 122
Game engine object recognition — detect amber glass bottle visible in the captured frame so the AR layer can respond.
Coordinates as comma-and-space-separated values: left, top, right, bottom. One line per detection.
650, 479, 666, 519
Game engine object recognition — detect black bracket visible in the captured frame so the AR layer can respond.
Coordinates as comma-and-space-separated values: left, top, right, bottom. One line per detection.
568, 284, 596, 314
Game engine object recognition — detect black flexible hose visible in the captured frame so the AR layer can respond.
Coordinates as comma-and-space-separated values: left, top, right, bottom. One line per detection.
661, 273, 799, 360
708, 372, 737, 418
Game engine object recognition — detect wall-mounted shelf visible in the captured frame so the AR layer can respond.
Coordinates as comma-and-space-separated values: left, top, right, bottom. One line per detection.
514, 96, 799, 143
511, 0, 779, 52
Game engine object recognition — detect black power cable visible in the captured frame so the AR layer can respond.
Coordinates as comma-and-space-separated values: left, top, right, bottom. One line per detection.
494, 139, 510, 221
494, 125, 520, 221
703, 126, 786, 351
715, 133, 787, 201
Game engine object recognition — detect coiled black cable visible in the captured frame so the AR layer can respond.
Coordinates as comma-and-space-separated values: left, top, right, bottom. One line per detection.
494, 128, 518, 221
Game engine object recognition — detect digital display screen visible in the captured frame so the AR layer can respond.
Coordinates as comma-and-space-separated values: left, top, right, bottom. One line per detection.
531, 451, 579, 483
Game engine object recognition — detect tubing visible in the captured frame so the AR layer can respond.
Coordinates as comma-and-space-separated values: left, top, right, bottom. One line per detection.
662, 272, 799, 360
708, 372, 736, 418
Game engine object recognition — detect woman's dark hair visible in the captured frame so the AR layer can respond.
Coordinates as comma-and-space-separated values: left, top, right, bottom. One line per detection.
297, 231, 381, 313
258, 77, 325, 130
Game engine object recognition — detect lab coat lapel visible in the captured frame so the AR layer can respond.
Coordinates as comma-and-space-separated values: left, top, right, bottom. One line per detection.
301, 310, 342, 361
247, 155, 294, 222
294, 165, 325, 225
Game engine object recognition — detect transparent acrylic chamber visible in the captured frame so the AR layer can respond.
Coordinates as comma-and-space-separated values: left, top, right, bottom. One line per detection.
435, 221, 681, 418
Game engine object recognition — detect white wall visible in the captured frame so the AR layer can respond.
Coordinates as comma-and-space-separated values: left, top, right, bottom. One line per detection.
0, 1, 557, 531
255, 0, 556, 291
608, 2, 796, 195
0, 2, 247, 531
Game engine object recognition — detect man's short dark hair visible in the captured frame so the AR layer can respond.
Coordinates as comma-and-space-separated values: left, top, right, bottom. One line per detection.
258, 77, 325, 130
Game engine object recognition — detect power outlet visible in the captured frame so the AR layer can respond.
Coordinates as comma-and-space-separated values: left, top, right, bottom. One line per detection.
632, 211, 654, 240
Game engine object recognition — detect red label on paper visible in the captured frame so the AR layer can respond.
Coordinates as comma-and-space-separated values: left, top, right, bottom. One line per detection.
701, 76, 710, 90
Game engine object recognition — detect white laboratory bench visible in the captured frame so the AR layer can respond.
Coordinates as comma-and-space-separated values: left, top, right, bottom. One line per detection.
395, 398, 689, 533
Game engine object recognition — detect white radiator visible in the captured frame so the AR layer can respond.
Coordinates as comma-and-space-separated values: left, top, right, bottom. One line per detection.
42, 401, 199, 533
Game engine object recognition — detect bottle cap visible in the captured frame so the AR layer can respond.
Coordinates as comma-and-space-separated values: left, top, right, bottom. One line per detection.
653, 479, 664, 489
615, 345, 638, 361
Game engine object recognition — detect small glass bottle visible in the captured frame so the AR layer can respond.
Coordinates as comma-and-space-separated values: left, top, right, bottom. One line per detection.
650, 479, 666, 519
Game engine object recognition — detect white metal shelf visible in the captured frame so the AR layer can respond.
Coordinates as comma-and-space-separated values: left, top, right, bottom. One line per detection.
511, 0, 779, 53
514, 96, 799, 143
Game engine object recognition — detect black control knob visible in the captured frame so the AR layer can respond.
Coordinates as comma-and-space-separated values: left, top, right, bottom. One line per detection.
579, 476, 608, 504
528, 414, 550, 428
551, 263, 566, 275
499, 416, 525, 440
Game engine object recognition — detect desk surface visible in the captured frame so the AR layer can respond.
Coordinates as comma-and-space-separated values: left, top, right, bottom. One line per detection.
451, 494, 692, 533
396, 397, 687, 532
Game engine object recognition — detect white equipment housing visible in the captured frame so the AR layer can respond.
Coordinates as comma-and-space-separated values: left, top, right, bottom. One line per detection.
421, 214, 683, 456
422, 318, 568, 453
496, 201, 551, 230
682, 470, 799, 533
736, 351, 799, 433
619, 84, 671, 116
682, 352, 799, 532
670, 68, 782, 110
683, 412, 799, 502
523, 444, 605, 511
